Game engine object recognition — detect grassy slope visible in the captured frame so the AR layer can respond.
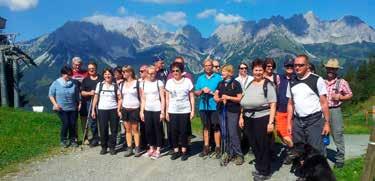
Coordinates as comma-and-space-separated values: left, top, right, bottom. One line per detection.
334, 157, 364, 181
0, 108, 60, 175
342, 96, 374, 134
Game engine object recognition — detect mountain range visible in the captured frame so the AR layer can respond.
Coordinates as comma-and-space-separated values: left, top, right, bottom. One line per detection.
19, 11, 375, 107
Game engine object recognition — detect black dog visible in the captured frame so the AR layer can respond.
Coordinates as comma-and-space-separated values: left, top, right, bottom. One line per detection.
291, 143, 336, 181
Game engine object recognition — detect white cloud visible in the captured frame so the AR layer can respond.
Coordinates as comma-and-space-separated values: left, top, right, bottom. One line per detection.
215, 13, 244, 24
134, 0, 188, 4
156, 11, 187, 27
83, 14, 146, 32
197, 9, 217, 19
117, 6, 126, 16
0, 0, 38, 11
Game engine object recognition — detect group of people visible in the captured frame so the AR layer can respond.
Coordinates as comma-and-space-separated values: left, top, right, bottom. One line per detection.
48, 54, 352, 180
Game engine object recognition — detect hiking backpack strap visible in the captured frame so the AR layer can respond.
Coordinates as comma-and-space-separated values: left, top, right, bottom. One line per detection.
136, 80, 140, 101
334, 78, 341, 94
114, 82, 119, 103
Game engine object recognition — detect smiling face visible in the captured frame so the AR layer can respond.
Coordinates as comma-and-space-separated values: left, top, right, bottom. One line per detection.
147, 67, 157, 81
103, 71, 113, 83
294, 56, 309, 77
284, 65, 294, 75
72, 61, 82, 72
139, 66, 148, 79
87, 64, 97, 76
212, 61, 220, 73
171, 66, 182, 80
265, 63, 273, 75
252, 65, 264, 81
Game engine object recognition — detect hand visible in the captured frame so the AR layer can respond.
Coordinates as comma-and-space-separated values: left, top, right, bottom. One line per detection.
90, 90, 95, 96
78, 103, 81, 111
140, 111, 145, 122
239, 116, 244, 129
91, 111, 96, 119
165, 113, 170, 122
322, 122, 330, 135
202, 87, 211, 94
267, 123, 274, 133
332, 94, 340, 101
190, 111, 194, 121
160, 112, 165, 121
53, 104, 62, 111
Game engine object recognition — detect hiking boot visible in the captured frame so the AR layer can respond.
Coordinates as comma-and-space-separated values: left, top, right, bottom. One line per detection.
89, 140, 99, 148
71, 141, 79, 148
170, 152, 181, 160
199, 146, 209, 157
100, 148, 108, 155
134, 147, 142, 157
181, 152, 189, 161
334, 162, 344, 169
109, 148, 116, 155
234, 155, 244, 165
60, 140, 69, 148
215, 147, 221, 159
151, 150, 161, 160
124, 148, 133, 157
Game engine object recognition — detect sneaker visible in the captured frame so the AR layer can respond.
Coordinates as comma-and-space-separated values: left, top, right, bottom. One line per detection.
134, 147, 142, 157
109, 148, 116, 155
124, 148, 133, 157
71, 141, 79, 148
170, 152, 181, 160
143, 149, 154, 158
151, 151, 161, 160
89, 140, 99, 148
181, 152, 189, 161
199, 146, 209, 157
215, 147, 221, 159
234, 155, 244, 165
253, 171, 271, 181
100, 148, 108, 155
60, 141, 68, 148
167, 149, 174, 155
334, 162, 344, 169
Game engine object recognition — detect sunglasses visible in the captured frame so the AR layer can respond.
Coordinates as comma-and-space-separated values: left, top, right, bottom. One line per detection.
266, 65, 273, 68
139, 70, 145, 73
294, 64, 306, 68
172, 69, 181, 73
239, 67, 248, 70
213, 66, 220, 68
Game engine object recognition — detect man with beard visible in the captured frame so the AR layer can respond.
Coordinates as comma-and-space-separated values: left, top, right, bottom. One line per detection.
324, 58, 352, 168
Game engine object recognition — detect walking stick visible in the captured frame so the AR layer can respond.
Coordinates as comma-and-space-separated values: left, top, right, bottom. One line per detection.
220, 102, 230, 166
82, 98, 93, 145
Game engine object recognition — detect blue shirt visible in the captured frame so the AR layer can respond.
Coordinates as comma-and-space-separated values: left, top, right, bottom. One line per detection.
48, 77, 80, 111
195, 73, 222, 111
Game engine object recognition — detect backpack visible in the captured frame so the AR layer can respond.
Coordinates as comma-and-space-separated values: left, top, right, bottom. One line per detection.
243, 78, 274, 99
290, 73, 320, 99
142, 80, 161, 101
119, 80, 141, 101
98, 81, 119, 103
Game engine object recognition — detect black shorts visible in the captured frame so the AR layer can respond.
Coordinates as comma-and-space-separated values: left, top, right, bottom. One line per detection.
121, 108, 140, 122
199, 110, 220, 129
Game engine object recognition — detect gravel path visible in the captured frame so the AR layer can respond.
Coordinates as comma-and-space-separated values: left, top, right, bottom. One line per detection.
2, 134, 369, 181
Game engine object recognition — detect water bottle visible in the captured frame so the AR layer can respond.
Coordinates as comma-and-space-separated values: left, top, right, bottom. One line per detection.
323, 135, 330, 146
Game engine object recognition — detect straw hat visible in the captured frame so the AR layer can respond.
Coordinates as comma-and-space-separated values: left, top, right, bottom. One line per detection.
324, 58, 342, 69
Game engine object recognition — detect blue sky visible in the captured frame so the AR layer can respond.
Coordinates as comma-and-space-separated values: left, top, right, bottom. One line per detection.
1, 0, 374, 41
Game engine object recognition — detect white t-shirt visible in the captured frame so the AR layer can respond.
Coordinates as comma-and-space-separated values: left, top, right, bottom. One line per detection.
286, 73, 327, 117
235, 75, 254, 91
121, 80, 140, 109
95, 82, 118, 110
143, 80, 164, 112
165, 78, 193, 114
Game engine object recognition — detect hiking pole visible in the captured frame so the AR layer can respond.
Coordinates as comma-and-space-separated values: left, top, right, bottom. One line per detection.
82, 98, 93, 146
220, 102, 229, 166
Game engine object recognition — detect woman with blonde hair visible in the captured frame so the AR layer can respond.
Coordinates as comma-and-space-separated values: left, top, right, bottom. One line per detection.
121, 65, 142, 157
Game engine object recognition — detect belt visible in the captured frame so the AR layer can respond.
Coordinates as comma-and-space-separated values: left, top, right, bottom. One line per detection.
329, 105, 341, 109
295, 111, 322, 119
